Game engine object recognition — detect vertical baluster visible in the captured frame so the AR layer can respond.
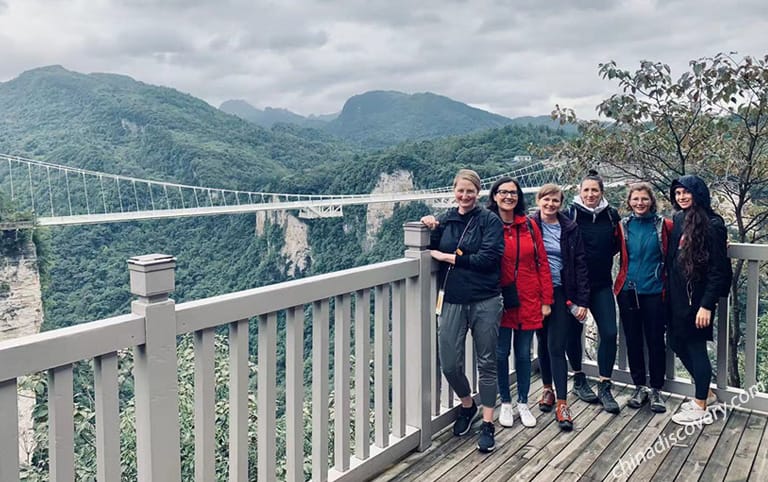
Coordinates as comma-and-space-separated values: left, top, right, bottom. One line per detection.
94, 353, 120, 482
391, 281, 406, 438
49, 364, 74, 482
617, 322, 628, 371
194, 328, 216, 482
228, 319, 249, 482
744, 259, 760, 389
285, 306, 304, 482
334, 295, 352, 470
258, 313, 277, 481
0, 378, 19, 482
355, 289, 371, 460
465, 330, 476, 393
312, 299, 330, 482
431, 272, 442, 415
716, 296, 730, 389
374, 284, 390, 448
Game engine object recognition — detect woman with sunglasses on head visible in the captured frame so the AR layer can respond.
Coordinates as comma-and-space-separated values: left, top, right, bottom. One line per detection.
420, 169, 504, 452
667, 175, 731, 426
532, 184, 590, 431
487, 177, 553, 429
614, 182, 673, 414
568, 169, 622, 414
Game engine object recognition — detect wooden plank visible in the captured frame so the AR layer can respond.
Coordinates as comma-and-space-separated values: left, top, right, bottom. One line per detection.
744, 260, 759, 389
334, 295, 352, 471
466, 389, 600, 482
228, 319, 249, 482
49, 364, 74, 482
391, 281, 406, 438
258, 313, 278, 481
312, 299, 330, 482
502, 386, 633, 482
285, 306, 305, 482
94, 353, 121, 482
750, 411, 768, 479
0, 314, 144, 383
703, 409, 749, 480
728, 412, 767, 480
672, 406, 730, 482
0, 378, 19, 482
355, 289, 371, 461
374, 284, 390, 449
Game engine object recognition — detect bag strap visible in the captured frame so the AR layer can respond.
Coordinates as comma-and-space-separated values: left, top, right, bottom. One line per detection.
525, 217, 540, 268
514, 226, 520, 281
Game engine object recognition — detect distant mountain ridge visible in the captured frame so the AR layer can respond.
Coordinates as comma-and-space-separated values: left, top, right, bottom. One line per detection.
221, 91, 575, 148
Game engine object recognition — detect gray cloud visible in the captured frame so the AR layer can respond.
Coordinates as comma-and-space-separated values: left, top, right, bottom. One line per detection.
0, 0, 765, 118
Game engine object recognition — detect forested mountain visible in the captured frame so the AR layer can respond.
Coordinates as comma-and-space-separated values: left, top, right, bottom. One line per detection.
0, 65, 571, 331
219, 100, 334, 129
326, 90, 515, 148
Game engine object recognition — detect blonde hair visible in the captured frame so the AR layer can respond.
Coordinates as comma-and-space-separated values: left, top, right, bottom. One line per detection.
626, 182, 657, 213
537, 183, 563, 201
453, 169, 481, 192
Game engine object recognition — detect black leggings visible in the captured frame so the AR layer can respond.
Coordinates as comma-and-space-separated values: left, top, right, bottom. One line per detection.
618, 292, 667, 389
669, 333, 711, 400
537, 286, 583, 401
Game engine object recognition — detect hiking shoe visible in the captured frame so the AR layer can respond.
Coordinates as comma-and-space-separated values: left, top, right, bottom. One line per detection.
680, 391, 718, 412
518, 402, 537, 427
672, 405, 715, 426
453, 401, 479, 436
477, 421, 496, 452
555, 401, 573, 432
627, 386, 649, 409
499, 402, 515, 427
649, 388, 666, 413
573, 372, 599, 403
597, 380, 620, 414
539, 388, 555, 413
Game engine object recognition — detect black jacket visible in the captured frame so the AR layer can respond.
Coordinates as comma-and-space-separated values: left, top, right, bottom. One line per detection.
569, 202, 621, 289
429, 206, 504, 304
532, 211, 591, 308
666, 175, 732, 340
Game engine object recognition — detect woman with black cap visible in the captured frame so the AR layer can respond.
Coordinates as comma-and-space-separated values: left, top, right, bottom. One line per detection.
667, 175, 732, 426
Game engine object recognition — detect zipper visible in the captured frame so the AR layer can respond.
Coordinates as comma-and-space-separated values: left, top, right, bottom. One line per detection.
686, 281, 693, 306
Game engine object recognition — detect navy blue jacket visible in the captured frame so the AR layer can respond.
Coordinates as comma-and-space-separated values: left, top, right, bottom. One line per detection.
532, 211, 590, 308
429, 206, 504, 304
666, 175, 732, 340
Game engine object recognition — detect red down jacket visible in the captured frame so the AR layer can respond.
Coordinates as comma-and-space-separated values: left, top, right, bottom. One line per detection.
500, 214, 554, 330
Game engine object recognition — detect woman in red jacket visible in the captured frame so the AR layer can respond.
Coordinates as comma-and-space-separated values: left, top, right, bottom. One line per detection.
488, 177, 554, 428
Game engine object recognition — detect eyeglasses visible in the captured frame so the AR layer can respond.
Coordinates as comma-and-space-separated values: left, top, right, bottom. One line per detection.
496, 189, 518, 197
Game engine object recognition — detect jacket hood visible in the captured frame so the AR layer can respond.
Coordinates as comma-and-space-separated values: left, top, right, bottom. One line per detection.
670, 175, 712, 212
532, 210, 578, 232
573, 194, 609, 214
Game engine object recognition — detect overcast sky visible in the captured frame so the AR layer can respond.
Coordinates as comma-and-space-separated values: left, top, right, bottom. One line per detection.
1, 0, 766, 119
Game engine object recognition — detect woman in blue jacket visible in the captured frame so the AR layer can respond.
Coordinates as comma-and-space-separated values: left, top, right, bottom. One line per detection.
420, 169, 504, 452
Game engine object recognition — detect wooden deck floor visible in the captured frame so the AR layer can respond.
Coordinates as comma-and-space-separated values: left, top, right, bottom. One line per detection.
373, 377, 768, 481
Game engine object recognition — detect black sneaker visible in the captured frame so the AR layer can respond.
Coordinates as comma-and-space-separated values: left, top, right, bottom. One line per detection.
597, 380, 620, 414
453, 401, 479, 436
573, 372, 599, 403
649, 388, 667, 413
627, 386, 649, 409
477, 421, 496, 452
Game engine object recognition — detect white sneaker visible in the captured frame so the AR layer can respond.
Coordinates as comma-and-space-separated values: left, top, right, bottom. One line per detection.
672, 406, 715, 426
499, 403, 515, 427
517, 402, 537, 427
680, 392, 719, 412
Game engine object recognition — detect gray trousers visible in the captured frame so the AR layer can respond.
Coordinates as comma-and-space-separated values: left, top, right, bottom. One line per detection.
438, 295, 502, 407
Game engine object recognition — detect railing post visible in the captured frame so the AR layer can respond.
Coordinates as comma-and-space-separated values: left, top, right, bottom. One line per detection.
128, 254, 181, 482
403, 222, 432, 451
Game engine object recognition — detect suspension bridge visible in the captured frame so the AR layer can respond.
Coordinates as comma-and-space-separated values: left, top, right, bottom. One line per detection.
0, 153, 567, 228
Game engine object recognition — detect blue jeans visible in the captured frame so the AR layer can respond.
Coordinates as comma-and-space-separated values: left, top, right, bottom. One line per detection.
497, 327, 534, 403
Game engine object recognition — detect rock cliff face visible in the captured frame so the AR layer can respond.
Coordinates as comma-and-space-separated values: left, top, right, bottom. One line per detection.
255, 210, 310, 277
364, 170, 414, 251
0, 236, 43, 464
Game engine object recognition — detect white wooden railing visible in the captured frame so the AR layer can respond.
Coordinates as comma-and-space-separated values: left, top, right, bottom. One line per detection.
0, 227, 766, 481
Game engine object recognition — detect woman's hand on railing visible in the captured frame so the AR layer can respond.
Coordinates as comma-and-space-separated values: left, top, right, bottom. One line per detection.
420, 215, 439, 230
429, 250, 456, 265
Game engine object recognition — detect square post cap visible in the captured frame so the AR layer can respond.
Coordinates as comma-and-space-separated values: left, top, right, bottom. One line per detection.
403, 222, 430, 249
128, 254, 176, 298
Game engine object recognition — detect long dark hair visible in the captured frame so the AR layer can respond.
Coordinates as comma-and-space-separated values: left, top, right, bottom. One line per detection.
680, 203, 710, 281
487, 177, 526, 216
